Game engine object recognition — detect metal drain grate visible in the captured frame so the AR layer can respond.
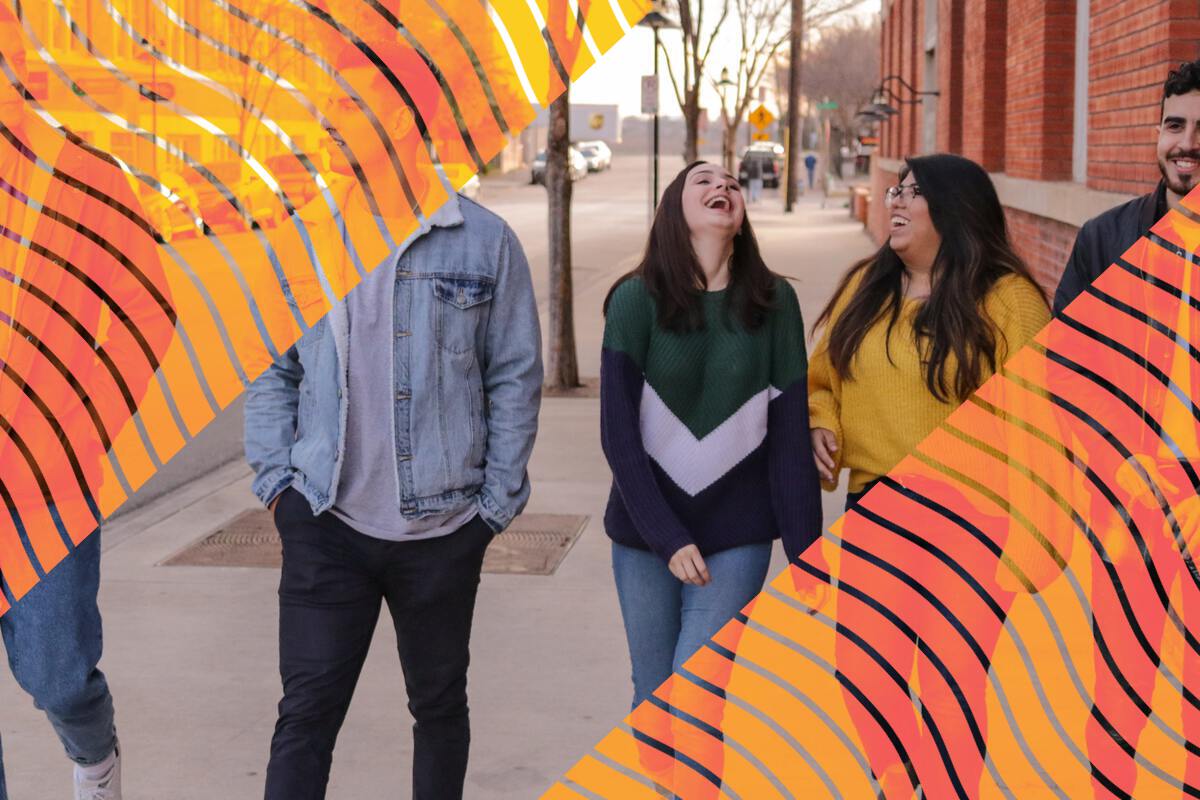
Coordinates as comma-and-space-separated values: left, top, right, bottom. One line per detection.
161, 510, 587, 576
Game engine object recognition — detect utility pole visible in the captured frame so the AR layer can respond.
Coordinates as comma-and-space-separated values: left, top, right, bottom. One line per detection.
784, 0, 803, 212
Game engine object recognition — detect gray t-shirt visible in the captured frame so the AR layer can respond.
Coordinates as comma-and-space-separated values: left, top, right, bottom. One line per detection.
330, 257, 476, 541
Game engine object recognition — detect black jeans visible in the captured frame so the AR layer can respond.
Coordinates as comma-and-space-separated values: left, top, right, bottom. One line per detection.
264, 488, 494, 800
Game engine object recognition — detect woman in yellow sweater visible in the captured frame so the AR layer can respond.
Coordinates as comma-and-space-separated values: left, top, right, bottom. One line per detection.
808, 153, 1051, 799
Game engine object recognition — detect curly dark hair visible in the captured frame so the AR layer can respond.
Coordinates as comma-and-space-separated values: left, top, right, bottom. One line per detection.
1162, 59, 1200, 117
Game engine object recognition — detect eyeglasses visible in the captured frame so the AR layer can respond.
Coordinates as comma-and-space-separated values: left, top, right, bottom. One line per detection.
884, 184, 922, 205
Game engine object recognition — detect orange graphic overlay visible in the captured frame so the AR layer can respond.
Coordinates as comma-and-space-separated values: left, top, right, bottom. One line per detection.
552, 192, 1200, 797
0, 0, 649, 609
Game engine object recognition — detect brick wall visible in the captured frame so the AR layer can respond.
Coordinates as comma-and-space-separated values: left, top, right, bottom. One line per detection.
1006, 208, 1079, 295
867, 0, 1200, 299
1004, 0, 1077, 181
908, 0, 922, 156
961, 0, 1007, 171
1087, 0, 1200, 195
936, 0, 964, 153
884, 0, 900, 158
869, 161, 899, 244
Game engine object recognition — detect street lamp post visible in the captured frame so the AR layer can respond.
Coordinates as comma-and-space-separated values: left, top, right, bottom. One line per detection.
717, 68, 736, 173
638, 7, 676, 214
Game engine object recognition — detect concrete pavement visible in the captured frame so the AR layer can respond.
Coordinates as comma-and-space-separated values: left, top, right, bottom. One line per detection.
0, 183, 875, 799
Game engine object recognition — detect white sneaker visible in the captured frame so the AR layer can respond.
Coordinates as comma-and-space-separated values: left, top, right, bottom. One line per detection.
73, 743, 121, 800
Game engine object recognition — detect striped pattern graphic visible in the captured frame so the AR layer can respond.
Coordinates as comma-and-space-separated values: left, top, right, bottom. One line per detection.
0, 0, 647, 612
550, 190, 1200, 798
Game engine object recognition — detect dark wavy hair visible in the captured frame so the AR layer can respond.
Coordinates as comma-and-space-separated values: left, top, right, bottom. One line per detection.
603, 161, 776, 333
1162, 59, 1200, 117
814, 153, 1044, 403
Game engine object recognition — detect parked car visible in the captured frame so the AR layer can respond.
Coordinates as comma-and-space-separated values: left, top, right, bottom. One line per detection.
140, 171, 204, 244
440, 162, 482, 202
193, 160, 251, 233
242, 154, 322, 227
746, 141, 785, 158
576, 140, 612, 171
530, 147, 589, 184
738, 147, 782, 189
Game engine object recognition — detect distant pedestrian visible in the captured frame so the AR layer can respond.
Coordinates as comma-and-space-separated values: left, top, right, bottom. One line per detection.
745, 155, 763, 204
601, 160, 823, 797
804, 153, 817, 189
809, 153, 1053, 799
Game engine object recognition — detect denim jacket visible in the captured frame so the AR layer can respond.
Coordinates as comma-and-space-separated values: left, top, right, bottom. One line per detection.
243, 191, 543, 532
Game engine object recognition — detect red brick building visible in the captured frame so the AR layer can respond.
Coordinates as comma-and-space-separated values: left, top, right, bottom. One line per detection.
868, 0, 1200, 294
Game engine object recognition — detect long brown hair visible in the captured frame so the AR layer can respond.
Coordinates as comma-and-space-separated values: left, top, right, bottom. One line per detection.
814, 153, 1044, 402
603, 161, 776, 332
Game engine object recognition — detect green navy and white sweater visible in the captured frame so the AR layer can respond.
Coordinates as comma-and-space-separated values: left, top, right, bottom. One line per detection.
600, 275, 822, 563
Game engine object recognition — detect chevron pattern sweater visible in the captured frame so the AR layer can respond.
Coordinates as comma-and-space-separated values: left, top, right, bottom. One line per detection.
600, 276, 823, 563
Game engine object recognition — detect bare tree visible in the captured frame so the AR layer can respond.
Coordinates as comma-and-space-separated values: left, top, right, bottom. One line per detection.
700, 0, 862, 176
543, 8, 588, 390
713, 0, 792, 172
230, 0, 303, 164
784, 0, 802, 211
544, 90, 579, 389
659, 0, 731, 164
800, 18, 881, 137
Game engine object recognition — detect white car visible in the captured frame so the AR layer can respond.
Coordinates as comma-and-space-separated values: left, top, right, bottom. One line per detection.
576, 140, 612, 171
441, 163, 482, 202
531, 148, 589, 184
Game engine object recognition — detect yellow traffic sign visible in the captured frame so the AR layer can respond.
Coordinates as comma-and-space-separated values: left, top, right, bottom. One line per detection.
751, 132, 771, 141
748, 104, 775, 129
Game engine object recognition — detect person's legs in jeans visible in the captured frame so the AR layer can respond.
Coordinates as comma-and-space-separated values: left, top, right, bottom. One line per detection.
265, 490, 384, 800
0, 527, 116, 798
666, 542, 771, 797
611, 541, 683, 784
383, 514, 494, 800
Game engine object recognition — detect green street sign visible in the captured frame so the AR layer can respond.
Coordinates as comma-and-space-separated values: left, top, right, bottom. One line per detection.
817, 101, 839, 110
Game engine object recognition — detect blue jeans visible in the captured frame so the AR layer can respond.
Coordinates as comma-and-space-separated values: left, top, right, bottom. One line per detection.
611, 539, 771, 719
0, 529, 116, 799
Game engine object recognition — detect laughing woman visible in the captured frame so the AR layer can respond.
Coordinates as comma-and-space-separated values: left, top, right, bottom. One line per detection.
600, 160, 822, 796
808, 153, 1051, 798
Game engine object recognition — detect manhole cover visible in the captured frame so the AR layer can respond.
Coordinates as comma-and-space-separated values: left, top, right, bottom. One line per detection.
161, 510, 587, 576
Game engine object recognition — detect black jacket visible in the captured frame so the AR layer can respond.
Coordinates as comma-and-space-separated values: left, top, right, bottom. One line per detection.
1051, 181, 1167, 315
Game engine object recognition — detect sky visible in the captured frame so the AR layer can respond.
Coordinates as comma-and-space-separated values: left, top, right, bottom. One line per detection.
569, 0, 879, 120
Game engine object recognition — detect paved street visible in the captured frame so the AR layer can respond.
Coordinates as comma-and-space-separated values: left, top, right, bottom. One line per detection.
0, 157, 874, 799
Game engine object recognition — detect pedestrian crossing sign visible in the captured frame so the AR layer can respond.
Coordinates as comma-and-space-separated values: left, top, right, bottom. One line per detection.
749, 105, 775, 129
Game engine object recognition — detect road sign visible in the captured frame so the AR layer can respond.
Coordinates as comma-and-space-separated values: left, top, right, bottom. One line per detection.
817, 100, 839, 110
641, 75, 658, 115
748, 104, 775, 129
751, 132, 771, 142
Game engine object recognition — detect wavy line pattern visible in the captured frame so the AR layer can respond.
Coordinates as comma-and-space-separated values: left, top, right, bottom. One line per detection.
0, 0, 647, 609
551, 189, 1200, 797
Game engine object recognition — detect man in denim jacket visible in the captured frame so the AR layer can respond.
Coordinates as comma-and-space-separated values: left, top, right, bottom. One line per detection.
243, 43, 542, 800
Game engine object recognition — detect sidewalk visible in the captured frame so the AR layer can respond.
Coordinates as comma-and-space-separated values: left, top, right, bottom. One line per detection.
0, 193, 875, 799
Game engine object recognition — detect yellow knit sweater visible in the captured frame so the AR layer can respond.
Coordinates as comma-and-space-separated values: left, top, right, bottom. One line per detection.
809, 272, 1052, 494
